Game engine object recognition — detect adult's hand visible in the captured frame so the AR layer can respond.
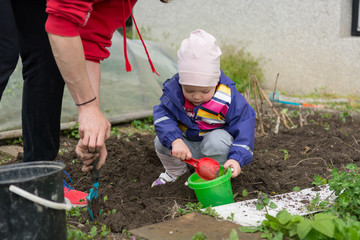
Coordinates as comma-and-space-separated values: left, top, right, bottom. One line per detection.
77, 98, 111, 154
76, 138, 108, 172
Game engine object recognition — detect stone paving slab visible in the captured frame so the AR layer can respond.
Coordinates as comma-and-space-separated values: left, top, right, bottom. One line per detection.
0, 145, 23, 158
129, 212, 261, 240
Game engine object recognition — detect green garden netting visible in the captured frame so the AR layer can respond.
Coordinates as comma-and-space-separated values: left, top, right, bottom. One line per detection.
0, 32, 177, 134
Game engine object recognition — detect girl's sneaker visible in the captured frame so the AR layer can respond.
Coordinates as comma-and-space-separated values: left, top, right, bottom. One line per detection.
151, 172, 177, 187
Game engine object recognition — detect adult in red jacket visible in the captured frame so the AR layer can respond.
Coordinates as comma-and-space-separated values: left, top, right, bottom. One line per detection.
45, 0, 165, 172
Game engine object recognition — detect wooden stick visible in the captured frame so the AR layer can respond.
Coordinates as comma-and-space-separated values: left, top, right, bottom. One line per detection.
282, 109, 295, 127
272, 73, 280, 105
245, 72, 251, 103
274, 115, 280, 134
252, 76, 265, 135
299, 105, 303, 127
252, 75, 265, 134
260, 88, 291, 130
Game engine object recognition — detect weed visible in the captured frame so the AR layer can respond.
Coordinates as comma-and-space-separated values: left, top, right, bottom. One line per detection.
177, 202, 221, 219
220, 44, 264, 93
227, 213, 235, 221
279, 149, 289, 161
291, 110, 299, 118
321, 113, 331, 119
323, 122, 330, 131
110, 127, 121, 137
6, 137, 22, 145
62, 124, 80, 139
131, 116, 155, 134
239, 164, 360, 239
328, 164, 360, 220
0, 154, 12, 164
242, 189, 248, 197
256, 192, 278, 214
191, 232, 207, 240
312, 174, 327, 186
339, 112, 350, 123
292, 186, 301, 192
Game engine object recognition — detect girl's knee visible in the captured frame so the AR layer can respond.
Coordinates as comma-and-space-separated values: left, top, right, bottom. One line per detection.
154, 136, 171, 155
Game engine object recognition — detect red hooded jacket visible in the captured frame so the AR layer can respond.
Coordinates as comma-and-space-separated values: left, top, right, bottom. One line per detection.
46, 0, 138, 63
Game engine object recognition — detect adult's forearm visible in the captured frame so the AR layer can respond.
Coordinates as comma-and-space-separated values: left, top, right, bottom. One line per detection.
48, 33, 96, 105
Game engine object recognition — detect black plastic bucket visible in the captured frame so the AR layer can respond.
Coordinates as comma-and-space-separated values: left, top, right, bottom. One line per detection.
0, 161, 71, 240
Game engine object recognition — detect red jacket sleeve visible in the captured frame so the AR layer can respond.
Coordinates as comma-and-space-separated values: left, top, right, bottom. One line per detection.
45, 0, 94, 37
45, 0, 137, 62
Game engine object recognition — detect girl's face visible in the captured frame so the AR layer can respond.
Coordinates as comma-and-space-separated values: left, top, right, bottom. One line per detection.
181, 85, 216, 106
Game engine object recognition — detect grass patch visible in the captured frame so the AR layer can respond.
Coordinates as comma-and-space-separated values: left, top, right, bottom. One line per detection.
221, 44, 264, 93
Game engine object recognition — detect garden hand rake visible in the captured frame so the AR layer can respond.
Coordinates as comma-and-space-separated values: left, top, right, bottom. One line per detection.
87, 158, 100, 221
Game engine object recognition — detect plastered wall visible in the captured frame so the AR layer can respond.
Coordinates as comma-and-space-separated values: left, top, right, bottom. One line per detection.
133, 0, 360, 95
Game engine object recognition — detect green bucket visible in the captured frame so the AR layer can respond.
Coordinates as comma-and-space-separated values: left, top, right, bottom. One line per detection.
188, 166, 234, 208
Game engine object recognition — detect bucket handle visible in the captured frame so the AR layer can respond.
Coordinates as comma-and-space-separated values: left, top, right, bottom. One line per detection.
9, 185, 72, 211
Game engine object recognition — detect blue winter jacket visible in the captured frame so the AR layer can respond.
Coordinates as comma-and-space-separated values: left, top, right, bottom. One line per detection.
153, 71, 256, 167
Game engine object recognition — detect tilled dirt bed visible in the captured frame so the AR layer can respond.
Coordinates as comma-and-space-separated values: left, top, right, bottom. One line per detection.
4, 110, 360, 239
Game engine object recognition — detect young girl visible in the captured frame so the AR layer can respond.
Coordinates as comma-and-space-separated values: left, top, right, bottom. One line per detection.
152, 29, 255, 187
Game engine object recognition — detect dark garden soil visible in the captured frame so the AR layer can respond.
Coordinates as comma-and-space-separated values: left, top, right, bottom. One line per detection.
3, 109, 360, 239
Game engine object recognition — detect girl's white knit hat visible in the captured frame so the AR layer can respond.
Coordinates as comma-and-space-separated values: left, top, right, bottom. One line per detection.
177, 29, 222, 87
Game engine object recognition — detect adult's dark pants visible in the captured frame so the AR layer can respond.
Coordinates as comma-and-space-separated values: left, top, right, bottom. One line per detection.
0, 0, 65, 162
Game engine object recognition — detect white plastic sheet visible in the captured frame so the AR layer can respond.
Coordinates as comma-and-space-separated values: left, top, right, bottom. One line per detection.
211, 185, 334, 226
0, 31, 177, 132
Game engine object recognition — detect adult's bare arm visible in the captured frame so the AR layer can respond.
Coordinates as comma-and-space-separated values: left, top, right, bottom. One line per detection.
48, 34, 111, 155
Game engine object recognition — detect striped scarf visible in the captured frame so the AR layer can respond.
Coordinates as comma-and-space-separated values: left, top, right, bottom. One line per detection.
179, 84, 231, 135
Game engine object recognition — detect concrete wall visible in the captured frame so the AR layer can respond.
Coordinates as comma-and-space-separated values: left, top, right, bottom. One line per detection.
133, 0, 360, 95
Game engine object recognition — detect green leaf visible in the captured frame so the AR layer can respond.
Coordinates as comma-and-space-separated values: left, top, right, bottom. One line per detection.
269, 201, 278, 209
242, 189, 248, 197
228, 229, 239, 240
256, 203, 264, 211
89, 226, 97, 238
277, 210, 292, 225
238, 226, 258, 233
297, 219, 312, 239
272, 231, 283, 240
312, 220, 334, 238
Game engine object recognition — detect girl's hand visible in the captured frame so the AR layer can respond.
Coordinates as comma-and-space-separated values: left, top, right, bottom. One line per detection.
224, 159, 241, 178
171, 138, 192, 161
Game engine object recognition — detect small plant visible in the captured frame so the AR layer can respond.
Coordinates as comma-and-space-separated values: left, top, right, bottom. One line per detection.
110, 127, 121, 137
328, 163, 360, 220
177, 202, 221, 219
279, 149, 289, 161
62, 124, 80, 139
292, 186, 301, 192
323, 122, 330, 131
242, 189, 248, 197
312, 174, 327, 186
6, 137, 23, 145
239, 164, 360, 239
256, 192, 278, 214
131, 116, 155, 133
191, 232, 207, 240
321, 113, 331, 119
339, 112, 350, 122
177, 202, 203, 215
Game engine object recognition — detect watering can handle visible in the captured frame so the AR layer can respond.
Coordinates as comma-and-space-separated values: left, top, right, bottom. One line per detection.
9, 185, 72, 211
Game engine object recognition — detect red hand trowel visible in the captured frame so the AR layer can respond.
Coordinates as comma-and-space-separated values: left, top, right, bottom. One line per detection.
184, 157, 220, 181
